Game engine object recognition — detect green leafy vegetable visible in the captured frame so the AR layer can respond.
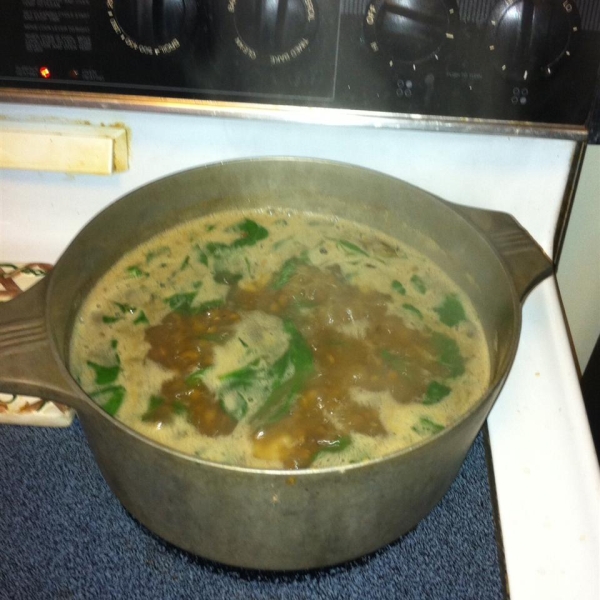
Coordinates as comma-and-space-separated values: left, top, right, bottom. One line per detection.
185, 368, 209, 387
179, 255, 190, 271
391, 280, 406, 295
205, 242, 229, 258
165, 292, 197, 314
126, 265, 149, 279
412, 416, 445, 436
87, 361, 120, 386
194, 245, 209, 266
311, 436, 352, 462
216, 360, 262, 421
140, 396, 187, 422
431, 332, 465, 378
410, 274, 427, 294
141, 395, 165, 421
102, 315, 122, 324
434, 294, 467, 327
219, 393, 249, 421
337, 239, 369, 257
423, 381, 452, 405
90, 385, 125, 416
145, 246, 171, 264
103, 302, 146, 324
272, 238, 291, 251
133, 311, 149, 325
271, 253, 310, 290
403, 303, 423, 319
114, 302, 136, 314
219, 359, 260, 387
213, 270, 243, 285
252, 320, 314, 427
230, 219, 269, 248
196, 299, 225, 313
381, 349, 408, 376
203, 220, 269, 262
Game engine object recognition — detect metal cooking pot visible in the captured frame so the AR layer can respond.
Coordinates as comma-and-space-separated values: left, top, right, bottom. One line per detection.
0, 158, 552, 570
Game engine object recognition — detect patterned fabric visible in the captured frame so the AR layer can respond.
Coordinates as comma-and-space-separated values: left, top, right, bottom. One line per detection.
0, 263, 74, 427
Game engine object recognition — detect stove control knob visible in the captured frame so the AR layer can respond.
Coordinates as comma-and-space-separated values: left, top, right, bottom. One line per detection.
229, 0, 318, 65
487, 0, 580, 82
108, 0, 196, 54
365, 0, 459, 67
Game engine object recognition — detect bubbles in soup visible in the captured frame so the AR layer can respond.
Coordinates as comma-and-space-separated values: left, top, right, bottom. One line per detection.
69, 210, 490, 469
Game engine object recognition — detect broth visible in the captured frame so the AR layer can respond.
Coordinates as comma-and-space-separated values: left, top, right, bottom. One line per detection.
69, 209, 490, 469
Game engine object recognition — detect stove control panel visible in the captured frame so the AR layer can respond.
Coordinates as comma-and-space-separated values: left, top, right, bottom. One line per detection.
1, 0, 599, 126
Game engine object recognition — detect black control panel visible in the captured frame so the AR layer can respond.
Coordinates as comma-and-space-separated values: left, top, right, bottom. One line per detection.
1, 0, 599, 126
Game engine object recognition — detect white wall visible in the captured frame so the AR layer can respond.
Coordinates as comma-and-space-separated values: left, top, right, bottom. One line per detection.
557, 144, 600, 372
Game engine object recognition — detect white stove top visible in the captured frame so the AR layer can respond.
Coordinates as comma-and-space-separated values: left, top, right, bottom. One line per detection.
1, 102, 598, 598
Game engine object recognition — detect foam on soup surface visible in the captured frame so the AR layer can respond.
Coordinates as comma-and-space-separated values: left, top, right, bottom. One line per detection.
69, 210, 490, 469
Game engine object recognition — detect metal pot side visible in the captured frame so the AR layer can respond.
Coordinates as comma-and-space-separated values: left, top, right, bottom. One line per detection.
0, 158, 552, 570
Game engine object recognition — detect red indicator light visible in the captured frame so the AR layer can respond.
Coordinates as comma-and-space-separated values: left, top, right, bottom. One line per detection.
39, 66, 51, 79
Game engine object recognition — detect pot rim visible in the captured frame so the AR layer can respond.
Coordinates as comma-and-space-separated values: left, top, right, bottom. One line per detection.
48, 156, 524, 475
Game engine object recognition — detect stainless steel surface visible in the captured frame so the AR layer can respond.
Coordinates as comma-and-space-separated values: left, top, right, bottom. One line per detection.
0, 158, 553, 570
0, 88, 589, 141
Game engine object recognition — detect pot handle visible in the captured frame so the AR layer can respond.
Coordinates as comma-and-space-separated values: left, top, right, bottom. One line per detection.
0, 277, 83, 410
451, 203, 554, 302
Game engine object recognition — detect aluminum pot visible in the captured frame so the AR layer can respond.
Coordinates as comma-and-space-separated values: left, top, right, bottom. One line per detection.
0, 158, 552, 570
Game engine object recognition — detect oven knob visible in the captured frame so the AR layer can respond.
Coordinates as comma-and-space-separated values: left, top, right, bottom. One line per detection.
229, 0, 318, 65
364, 0, 459, 67
108, 0, 196, 53
487, 0, 580, 82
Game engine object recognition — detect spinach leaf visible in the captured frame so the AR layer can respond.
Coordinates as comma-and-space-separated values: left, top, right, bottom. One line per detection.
141, 395, 165, 421
196, 299, 225, 313
403, 303, 423, 319
87, 361, 120, 386
126, 265, 149, 279
311, 436, 352, 463
217, 359, 262, 421
114, 302, 136, 314
219, 393, 248, 421
133, 310, 149, 325
205, 242, 229, 258
219, 359, 260, 388
102, 315, 122, 324
185, 368, 209, 387
194, 245, 209, 266
434, 294, 466, 327
252, 320, 314, 427
145, 246, 171, 264
90, 385, 125, 416
213, 270, 243, 285
412, 416, 445, 436
140, 396, 187, 422
271, 253, 310, 290
423, 381, 452, 405
410, 274, 427, 294
203, 220, 269, 262
431, 332, 465, 378
165, 292, 197, 314
230, 219, 269, 248
381, 349, 409, 376
391, 280, 406, 295
179, 255, 190, 271
337, 239, 369, 257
